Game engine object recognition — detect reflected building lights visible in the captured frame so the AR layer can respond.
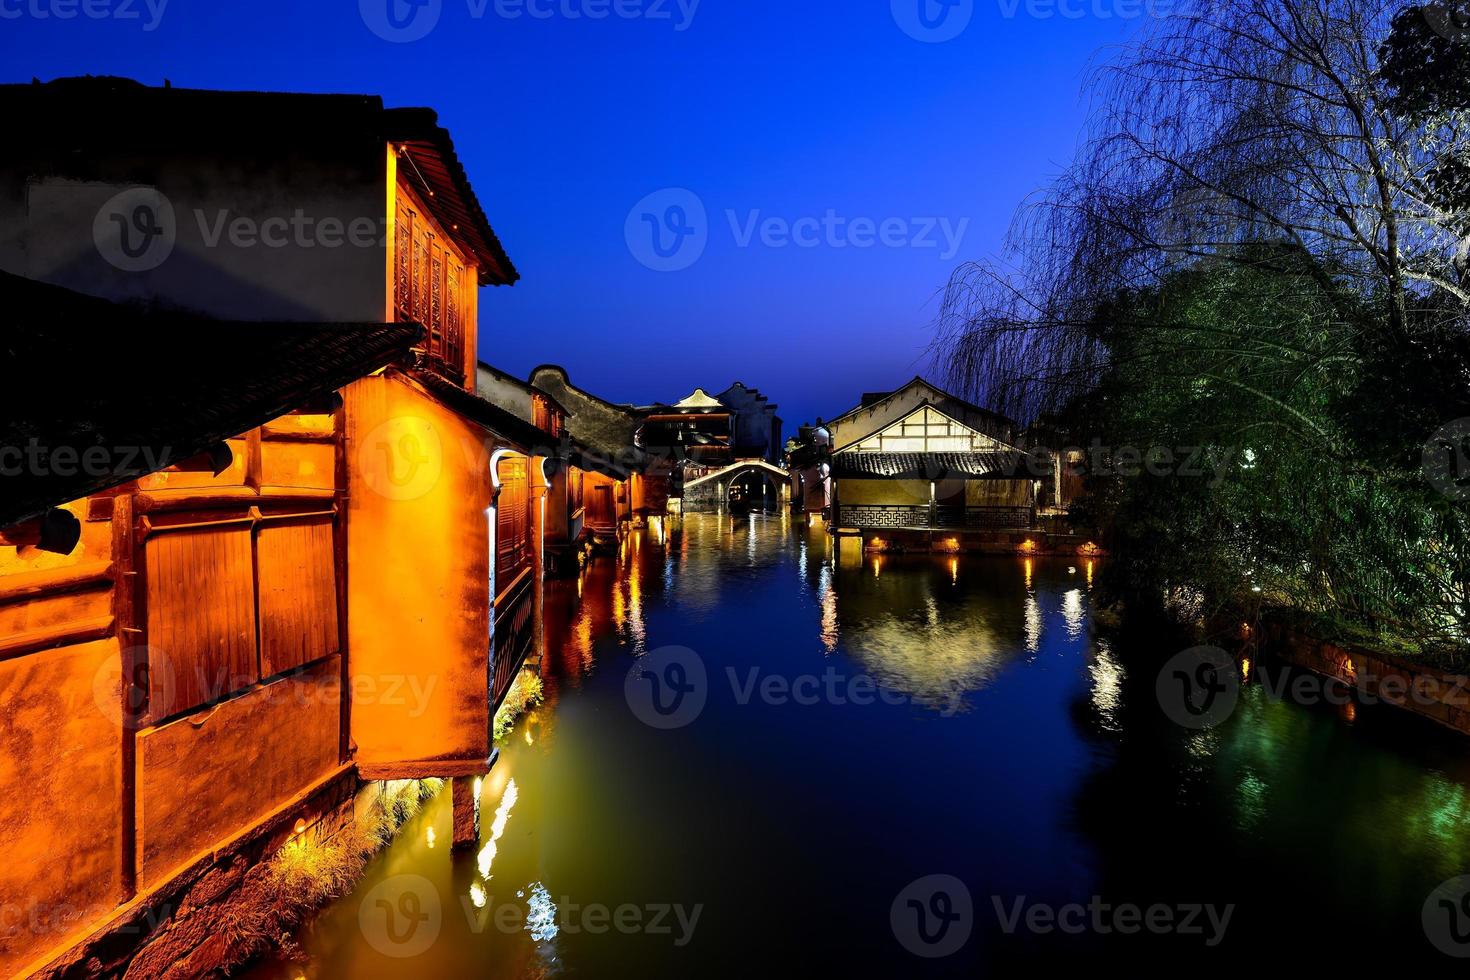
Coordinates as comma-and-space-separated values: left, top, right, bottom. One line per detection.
1089, 640, 1124, 731
818, 563, 838, 653
1024, 593, 1042, 654
1062, 588, 1085, 638
627, 550, 646, 654
477, 777, 520, 880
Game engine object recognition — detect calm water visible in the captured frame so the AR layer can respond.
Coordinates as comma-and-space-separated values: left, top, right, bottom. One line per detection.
250, 513, 1470, 976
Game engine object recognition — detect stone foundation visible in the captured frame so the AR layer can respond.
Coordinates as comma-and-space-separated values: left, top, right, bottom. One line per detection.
1265, 624, 1470, 737
838, 527, 1101, 557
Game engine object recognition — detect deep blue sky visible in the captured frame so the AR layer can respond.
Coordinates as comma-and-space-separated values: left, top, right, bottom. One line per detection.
4, 0, 1151, 429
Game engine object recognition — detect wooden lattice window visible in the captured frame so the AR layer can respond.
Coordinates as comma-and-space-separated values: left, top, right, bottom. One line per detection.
495, 456, 530, 592
531, 394, 562, 438
394, 202, 412, 322
444, 254, 464, 373
394, 186, 470, 384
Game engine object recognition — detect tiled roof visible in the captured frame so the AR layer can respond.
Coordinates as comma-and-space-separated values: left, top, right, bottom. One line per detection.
0, 271, 422, 528
386, 108, 519, 286
412, 371, 561, 452
830, 450, 1032, 481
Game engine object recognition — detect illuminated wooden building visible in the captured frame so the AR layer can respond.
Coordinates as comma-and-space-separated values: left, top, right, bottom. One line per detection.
0, 274, 423, 977
0, 77, 548, 976
528, 365, 675, 551
814, 378, 1045, 553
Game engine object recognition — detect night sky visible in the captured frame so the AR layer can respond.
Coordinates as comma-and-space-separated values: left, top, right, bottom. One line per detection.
5, 0, 1150, 429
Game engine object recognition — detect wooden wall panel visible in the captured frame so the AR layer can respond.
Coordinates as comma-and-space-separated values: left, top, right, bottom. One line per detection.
260, 441, 336, 491
496, 456, 530, 589
144, 526, 257, 720
257, 518, 339, 677
966, 479, 1033, 507
136, 657, 341, 889
0, 639, 124, 978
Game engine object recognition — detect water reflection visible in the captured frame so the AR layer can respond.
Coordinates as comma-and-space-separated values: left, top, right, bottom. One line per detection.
245, 514, 1470, 977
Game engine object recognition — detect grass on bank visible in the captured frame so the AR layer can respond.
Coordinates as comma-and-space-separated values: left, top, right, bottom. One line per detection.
219, 778, 443, 967
493, 668, 544, 743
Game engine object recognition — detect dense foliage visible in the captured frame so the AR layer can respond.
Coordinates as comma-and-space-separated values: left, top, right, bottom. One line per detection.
935, 0, 1470, 656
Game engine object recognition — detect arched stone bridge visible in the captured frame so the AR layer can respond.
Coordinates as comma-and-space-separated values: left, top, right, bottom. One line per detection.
682, 459, 790, 511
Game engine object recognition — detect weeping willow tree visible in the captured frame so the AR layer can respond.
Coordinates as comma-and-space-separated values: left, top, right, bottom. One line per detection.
934, 0, 1470, 655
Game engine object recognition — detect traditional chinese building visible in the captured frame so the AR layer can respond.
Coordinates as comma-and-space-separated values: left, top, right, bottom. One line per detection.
795, 377, 1060, 554
527, 365, 675, 552
0, 77, 548, 977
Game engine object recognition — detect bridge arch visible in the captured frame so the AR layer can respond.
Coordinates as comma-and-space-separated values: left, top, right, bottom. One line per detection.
682, 459, 789, 513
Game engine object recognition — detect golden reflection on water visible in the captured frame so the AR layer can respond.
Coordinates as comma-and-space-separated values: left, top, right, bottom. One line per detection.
1089, 638, 1124, 732
1062, 588, 1085, 639
830, 552, 1070, 711
476, 777, 520, 880
818, 563, 838, 654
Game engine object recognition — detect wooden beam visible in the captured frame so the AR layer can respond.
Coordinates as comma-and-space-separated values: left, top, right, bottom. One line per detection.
0, 616, 115, 661
356, 753, 496, 781
0, 560, 113, 605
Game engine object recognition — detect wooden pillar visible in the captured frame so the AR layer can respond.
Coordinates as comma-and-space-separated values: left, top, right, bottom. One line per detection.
529, 458, 550, 669
451, 775, 480, 850
830, 478, 841, 562
113, 493, 141, 899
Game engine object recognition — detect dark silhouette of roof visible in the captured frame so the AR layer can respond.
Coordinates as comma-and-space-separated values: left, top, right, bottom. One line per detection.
0, 76, 518, 286
414, 370, 562, 452
829, 377, 1016, 431
0, 271, 423, 528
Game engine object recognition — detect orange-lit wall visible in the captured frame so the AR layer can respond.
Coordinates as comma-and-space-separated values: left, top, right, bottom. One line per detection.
0, 408, 351, 976
0, 635, 124, 977
345, 372, 495, 774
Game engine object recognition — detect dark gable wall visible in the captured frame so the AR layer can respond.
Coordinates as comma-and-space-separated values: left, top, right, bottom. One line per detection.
0, 80, 387, 323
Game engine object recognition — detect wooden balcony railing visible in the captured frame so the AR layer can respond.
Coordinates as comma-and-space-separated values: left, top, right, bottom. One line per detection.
490, 570, 534, 716
835, 504, 1034, 530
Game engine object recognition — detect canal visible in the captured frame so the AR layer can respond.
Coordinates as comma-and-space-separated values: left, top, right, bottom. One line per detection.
249, 513, 1470, 975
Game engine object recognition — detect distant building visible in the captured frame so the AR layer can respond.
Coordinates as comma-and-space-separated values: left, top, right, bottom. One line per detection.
528, 365, 676, 550
638, 388, 735, 467
714, 382, 783, 463
792, 377, 1057, 553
